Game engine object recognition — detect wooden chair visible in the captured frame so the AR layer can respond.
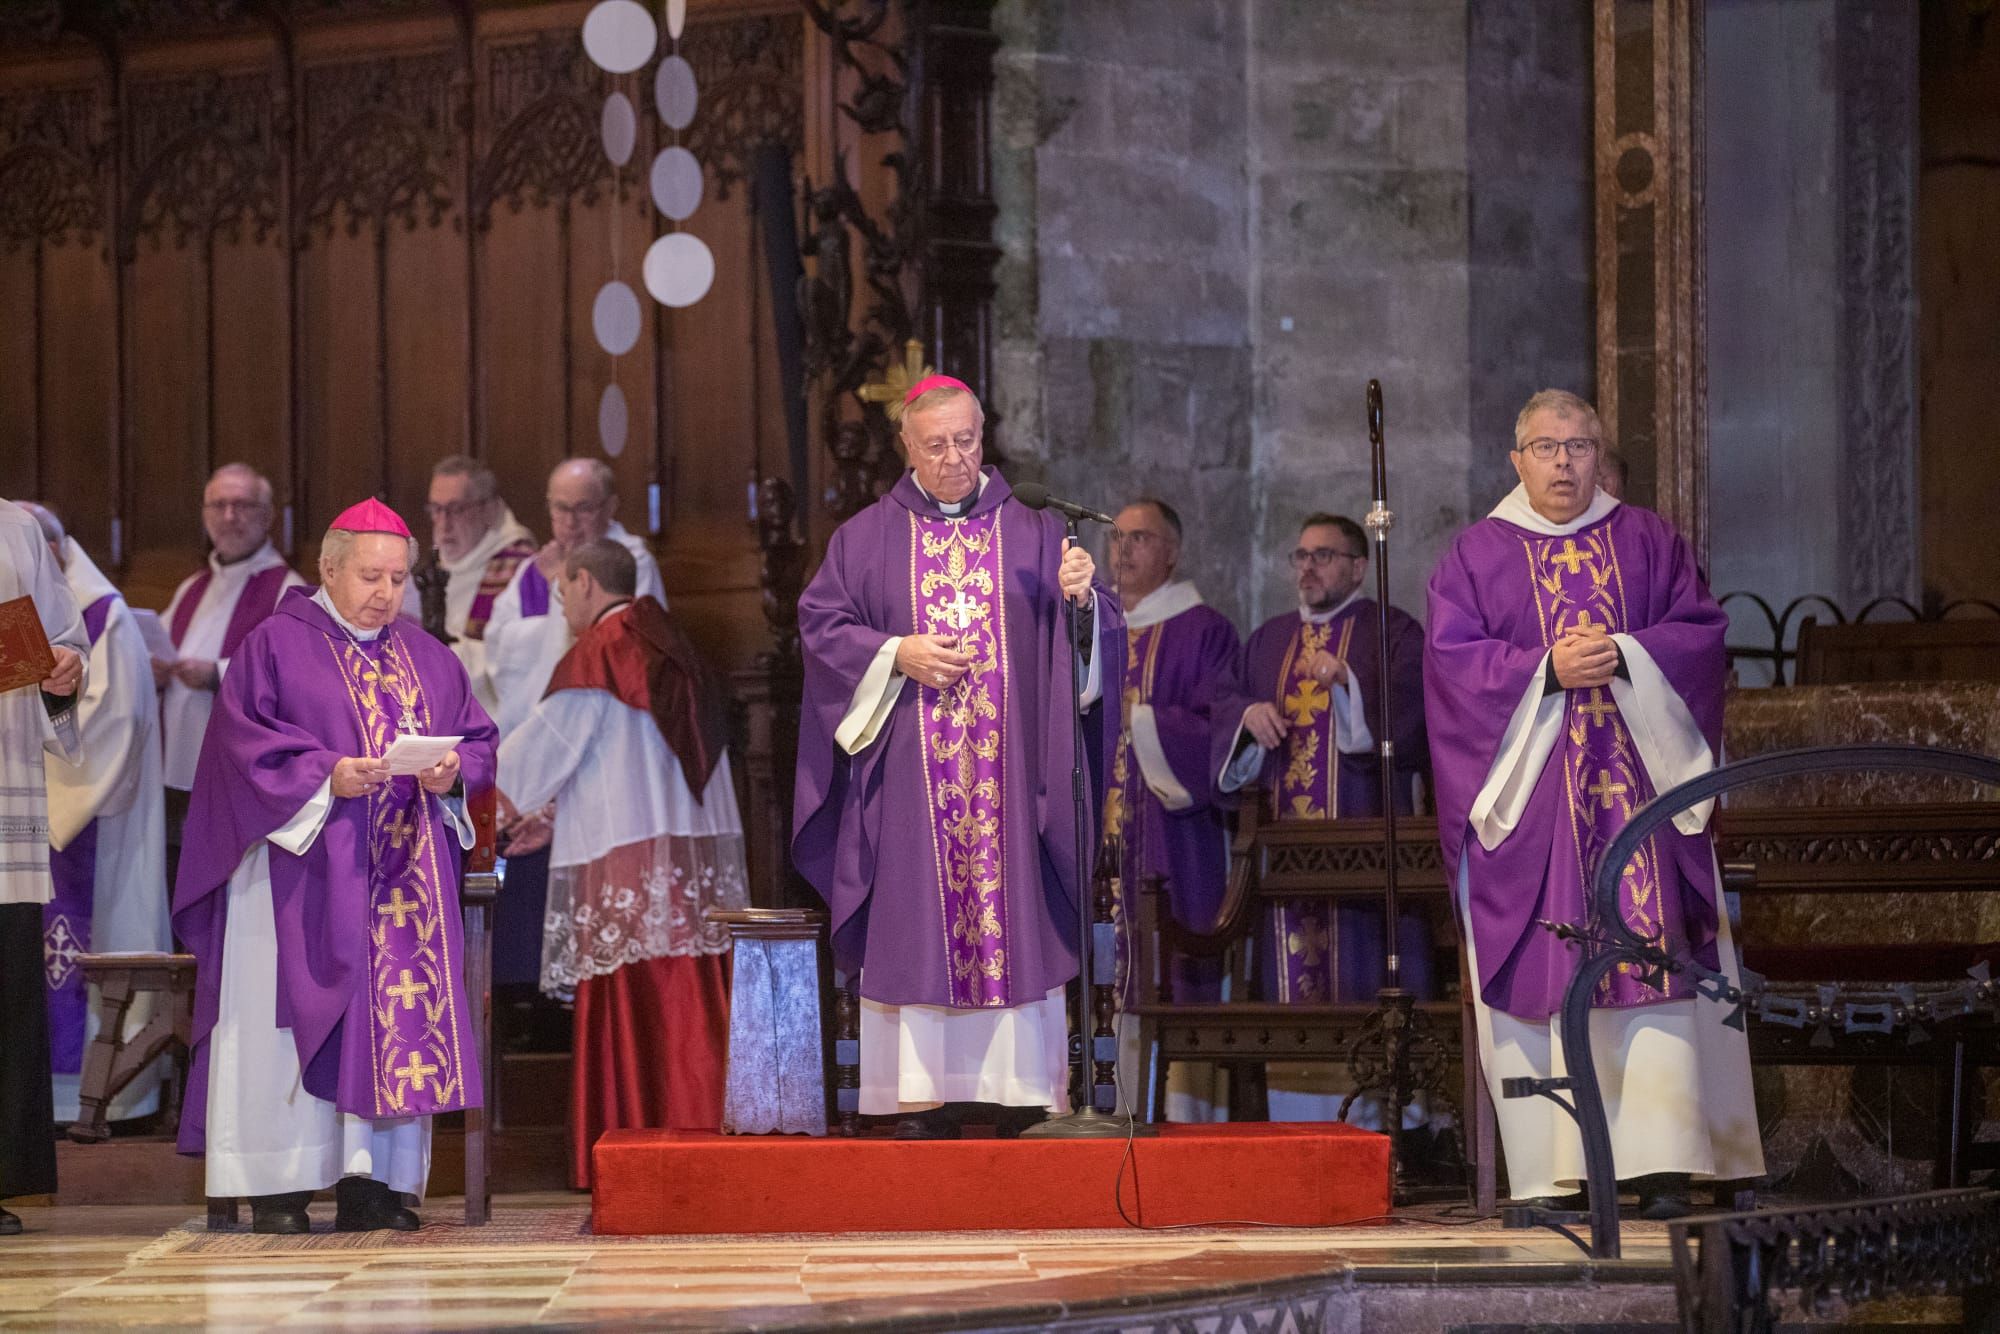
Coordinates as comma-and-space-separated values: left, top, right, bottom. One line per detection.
68, 953, 196, 1144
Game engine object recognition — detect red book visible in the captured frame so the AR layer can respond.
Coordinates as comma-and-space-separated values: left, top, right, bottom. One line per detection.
0, 595, 57, 694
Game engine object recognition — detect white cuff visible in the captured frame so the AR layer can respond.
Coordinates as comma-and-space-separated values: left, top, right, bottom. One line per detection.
1129, 704, 1193, 811
1331, 677, 1374, 755
271, 777, 334, 855
836, 637, 905, 756
1608, 633, 1716, 834
1219, 724, 1264, 794
1468, 651, 1565, 852
1077, 592, 1104, 708
439, 792, 477, 851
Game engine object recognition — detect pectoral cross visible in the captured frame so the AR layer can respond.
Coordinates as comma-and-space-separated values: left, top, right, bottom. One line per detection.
395, 1051, 439, 1091
376, 886, 420, 930
383, 810, 417, 851
1587, 769, 1629, 810
939, 590, 982, 633
386, 968, 431, 1011
1577, 688, 1619, 727
1552, 538, 1591, 575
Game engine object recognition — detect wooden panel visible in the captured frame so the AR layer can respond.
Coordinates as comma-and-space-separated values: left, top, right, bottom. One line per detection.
0, 248, 36, 500
210, 236, 288, 491
124, 241, 207, 564
385, 222, 469, 512
38, 238, 117, 558
301, 226, 382, 549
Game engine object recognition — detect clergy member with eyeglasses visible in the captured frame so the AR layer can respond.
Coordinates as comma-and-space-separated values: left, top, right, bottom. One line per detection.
1212, 509, 1433, 1120
1424, 388, 1762, 1217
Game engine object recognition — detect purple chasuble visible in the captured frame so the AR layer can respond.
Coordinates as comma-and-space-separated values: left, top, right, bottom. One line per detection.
793, 468, 1125, 1009
1103, 602, 1238, 1006
172, 592, 498, 1153
1214, 600, 1433, 1004
44, 594, 117, 1075
1425, 502, 1726, 1022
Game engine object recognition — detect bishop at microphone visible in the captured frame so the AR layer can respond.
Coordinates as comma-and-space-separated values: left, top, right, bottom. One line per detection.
792, 375, 1124, 1140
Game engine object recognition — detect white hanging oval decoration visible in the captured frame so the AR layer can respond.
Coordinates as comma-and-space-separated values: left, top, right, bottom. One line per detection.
599, 383, 629, 458
654, 54, 698, 130
649, 146, 704, 222
600, 92, 637, 167
592, 280, 643, 357
667, 0, 687, 41
581, 0, 657, 75
643, 231, 715, 309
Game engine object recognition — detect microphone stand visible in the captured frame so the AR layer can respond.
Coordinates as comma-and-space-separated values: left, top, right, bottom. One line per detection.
1023, 515, 1153, 1139
1339, 380, 1448, 1201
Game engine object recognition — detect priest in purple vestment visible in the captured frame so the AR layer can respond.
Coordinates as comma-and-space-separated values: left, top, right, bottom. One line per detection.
1215, 513, 1433, 1010
794, 374, 1122, 1139
1102, 497, 1239, 1120
1425, 389, 1762, 1216
173, 498, 497, 1234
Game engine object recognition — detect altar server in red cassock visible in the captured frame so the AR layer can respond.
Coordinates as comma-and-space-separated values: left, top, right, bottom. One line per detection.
498, 539, 745, 1187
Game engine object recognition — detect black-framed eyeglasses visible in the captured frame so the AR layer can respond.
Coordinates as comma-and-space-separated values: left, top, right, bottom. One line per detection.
1289, 546, 1364, 569
1517, 436, 1601, 461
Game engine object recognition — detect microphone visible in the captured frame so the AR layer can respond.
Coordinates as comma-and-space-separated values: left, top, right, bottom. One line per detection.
1012, 481, 1113, 525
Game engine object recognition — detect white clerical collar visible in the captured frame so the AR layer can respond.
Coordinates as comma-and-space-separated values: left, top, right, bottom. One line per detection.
1124, 579, 1204, 629
313, 586, 384, 643
444, 508, 534, 577
912, 472, 990, 517
210, 540, 279, 580
1301, 585, 1366, 625
592, 600, 632, 627
1489, 482, 1620, 537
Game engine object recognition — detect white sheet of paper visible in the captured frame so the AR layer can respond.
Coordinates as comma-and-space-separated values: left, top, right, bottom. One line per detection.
132, 609, 178, 663
380, 733, 463, 777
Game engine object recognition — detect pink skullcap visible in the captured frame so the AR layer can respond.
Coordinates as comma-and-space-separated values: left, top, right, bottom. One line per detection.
903, 374, 971, 406
328, 497, 411, 539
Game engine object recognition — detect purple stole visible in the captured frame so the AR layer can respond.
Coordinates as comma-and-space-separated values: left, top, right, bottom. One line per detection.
911, 509, 1012, 1007
1104, 622, 1162, 1005
466, 539, 536, 640
515, 561, 551, 620
1263, 612, 1356, 1002
1525, 529, 1681, 1006
169, 563, 290, 656
44, 594, 117, 1074
325, 629, 477, 1115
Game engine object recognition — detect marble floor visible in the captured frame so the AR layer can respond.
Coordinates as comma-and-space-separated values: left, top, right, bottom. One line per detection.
0, 1194, 1680, 1332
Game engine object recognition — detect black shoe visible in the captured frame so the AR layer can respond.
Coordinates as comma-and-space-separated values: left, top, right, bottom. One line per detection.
0, 1207, 21, 1235
249, 1191, 314, 1235
1631, 1173, 1693, 1221
990, 1105, 1049, 1139
893, 1107, 962, 1140
333, 1176, 420, 1232
1510, 1190, 1586, 1213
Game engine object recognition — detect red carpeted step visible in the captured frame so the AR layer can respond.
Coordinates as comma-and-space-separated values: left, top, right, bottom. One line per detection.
591, 1122, 1389, 1235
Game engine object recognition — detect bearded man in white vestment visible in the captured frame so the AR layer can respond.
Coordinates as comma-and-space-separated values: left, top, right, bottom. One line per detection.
399, 455, 537, 718
22, 504, 171, 1125
0, 497, 86, 1236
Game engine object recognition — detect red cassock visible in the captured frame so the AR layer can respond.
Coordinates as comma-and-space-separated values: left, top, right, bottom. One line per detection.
511, 595, 746, 1188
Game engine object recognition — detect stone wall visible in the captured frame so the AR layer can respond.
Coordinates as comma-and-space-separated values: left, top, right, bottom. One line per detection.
994, 0, 1593, 631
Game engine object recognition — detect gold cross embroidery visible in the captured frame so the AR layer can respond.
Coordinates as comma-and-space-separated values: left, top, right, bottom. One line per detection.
386, 969, 430, 1011
384, 810, 417, 851
1570, 609, 1605, 635
1587, 769, 1629, 810
1577, 689, 1618, 727
1551, 538, 1591, 575
377, 886, 420, 930
395, 1052, 439, 1090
